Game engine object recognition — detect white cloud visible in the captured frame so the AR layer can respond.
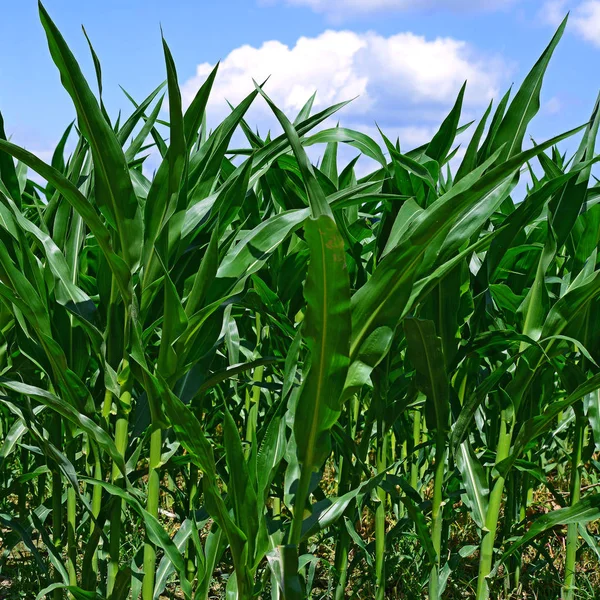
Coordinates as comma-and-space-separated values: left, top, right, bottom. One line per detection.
543, 96, 562, 114
541, 0, 600, 47
264, 0, 518, 20
183, 31, 370, 120
571, 1, 600, 45
541, 0, 569, 24
181, 29, 508, 149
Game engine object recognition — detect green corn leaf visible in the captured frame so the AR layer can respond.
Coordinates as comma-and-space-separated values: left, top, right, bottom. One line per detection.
404, 318, 449, 433
477, 85, 512, 164
81, 478, 193, 600
117, 81, 166, 145
490, 16, 567, 161
456, 441, 489, 530
81, 25, 110, 124
39, 2, 143, 269
341, 326, 394, 403
267, 546, 303, 600
0, 405, 46, 470
0, 138, 131, 302
300, 471, 386, 541
585, 390, 600, 452
3, 195, 96, 320
455, 100, 492, 182
0, 111, 21, 206
255, 412, 287, 504
45, 120, 74, 199
483, 164, 599, 282
36, 584, 106, 600
124, 95, 164, 163
153, 519, 194, 599
159, 385, 249, 576
501, 494, 600, 562
426, 81, 466, 163
320, 128, 339, 187
184, 223, 220, 317
304, 127, 386, 167
0, 379, 126, 477
213, 208, 309, 295
293, 91, 316, 125
256, 84, 331, 219
350, 125, 583, 359
183, 63, 219, 148
294, 214, 351, 469
222, 407, 261, 567
549, 93, 600, 248
506, 372, 600, 468
188, 88, 259, 197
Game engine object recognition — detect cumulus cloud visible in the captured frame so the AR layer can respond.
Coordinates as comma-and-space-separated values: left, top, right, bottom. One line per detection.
263, 0, 518, 20
181, 29, 508, 149
541, 1, 600, 47
570, 1, 600, 46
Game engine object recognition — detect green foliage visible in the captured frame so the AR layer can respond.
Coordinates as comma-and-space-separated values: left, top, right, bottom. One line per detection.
0, 6, 600, 600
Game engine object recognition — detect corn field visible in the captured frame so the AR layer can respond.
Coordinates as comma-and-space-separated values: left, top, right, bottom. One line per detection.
1, 4, 600, 600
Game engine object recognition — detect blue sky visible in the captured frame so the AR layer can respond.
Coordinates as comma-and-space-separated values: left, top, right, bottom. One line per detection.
1, 0, 599, 168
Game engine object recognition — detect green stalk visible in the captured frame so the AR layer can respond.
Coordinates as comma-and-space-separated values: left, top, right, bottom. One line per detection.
334, 529, 350, 600
185, 463, 199, 582
38, 469, 47, 506
420, 418, 429, 482
245, 313, 262, 450
334, 395, 359, 600
375, 422, 388, 600
66, 426, 77, 588
245, 365, 263, 448
476, 408, 514, 600
91, 441, 104, 578
514, 452, 533, 589
270, 497, 283, 599
106, 385, 132, 596
563, 401, 585, 600
428, 430, 447, 600
398, 436, 407, 519
166, 472, 176, 511
142, 424, 163, 600
504, 472, 517, 592
101, 387, 113, 423
557, 410, 566, 478
51, 413, 63, 600
18, 444, 28, 520
289, 464, 313, 547
105, 272, 131, 597
410, 409, 421, 490
273, 496, 281, 521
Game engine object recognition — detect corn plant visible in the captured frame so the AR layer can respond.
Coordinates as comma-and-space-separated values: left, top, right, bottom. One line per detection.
1, 4, 600, 600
